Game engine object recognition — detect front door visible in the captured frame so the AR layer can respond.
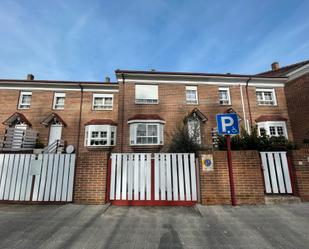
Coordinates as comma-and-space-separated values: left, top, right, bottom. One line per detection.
48, 124, 62, 145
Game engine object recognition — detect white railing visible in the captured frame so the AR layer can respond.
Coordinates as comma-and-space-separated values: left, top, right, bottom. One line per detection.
0, 153, 76, 202
42, 140, 65, 154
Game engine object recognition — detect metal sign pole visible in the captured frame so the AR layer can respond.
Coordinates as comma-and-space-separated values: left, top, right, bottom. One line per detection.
226, 135, 237, 206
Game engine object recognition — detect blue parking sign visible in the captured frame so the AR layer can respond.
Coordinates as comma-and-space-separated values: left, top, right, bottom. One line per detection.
216, 113, 239, 135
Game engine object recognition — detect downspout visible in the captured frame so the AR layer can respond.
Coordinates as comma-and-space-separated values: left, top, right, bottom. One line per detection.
120, 73, 125, 153
72, 83, 84, 203
245, 77, 253, 130
77, 83, 84, 154
239, 84, 247, 132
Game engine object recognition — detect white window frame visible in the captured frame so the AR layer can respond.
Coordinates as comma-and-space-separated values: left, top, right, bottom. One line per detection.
218, 87, 231, 105
186, 86, 198, 104
257, 121, 288, 139
18, 91, 32, 109
84, 125, 116, 147
256, 88, 277, 106
135, 84, 159, 104
53, 92, 66, 110
128, 120, 164, 146
92, 93, 113, 110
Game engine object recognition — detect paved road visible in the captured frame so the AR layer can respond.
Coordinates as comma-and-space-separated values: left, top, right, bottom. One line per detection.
0, 203, 308, 249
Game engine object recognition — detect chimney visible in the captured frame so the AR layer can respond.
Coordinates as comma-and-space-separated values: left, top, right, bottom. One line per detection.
105, 76, 110, 83
27, 74, 34, 80
271, 62, 280, 71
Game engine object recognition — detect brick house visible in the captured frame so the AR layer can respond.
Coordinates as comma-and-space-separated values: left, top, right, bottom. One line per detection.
114, 69, 292, 153
258, 61, 309, 148
0, 75, 119, 153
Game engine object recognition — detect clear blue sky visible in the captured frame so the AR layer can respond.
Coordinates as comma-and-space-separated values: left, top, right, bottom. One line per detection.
0, 0, 308, 81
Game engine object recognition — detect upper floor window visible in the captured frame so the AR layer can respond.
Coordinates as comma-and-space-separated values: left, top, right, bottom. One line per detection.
135, 84, 158, 104
256, 88, 277, 106
92, 93, 113, 110
218, 87, 231, 105
186, 86, 198, 104
53, 92, 66, 110
257, 121, 287, 138
18, 91, 32, 109
85, 125, 116, 147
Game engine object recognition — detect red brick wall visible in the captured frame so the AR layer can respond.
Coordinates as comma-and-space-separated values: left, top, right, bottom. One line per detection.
74, 151, 109, 204
0, 88, 119, 153
116, 82, 292, 153
199, 150, 265, 205
289, 149, 309, 201
285, 74, 309, 147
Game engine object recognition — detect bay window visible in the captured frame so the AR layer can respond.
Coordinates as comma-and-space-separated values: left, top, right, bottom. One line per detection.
85, 125, 116, 147
257, 121, 287, 138
129, 121, 164, 145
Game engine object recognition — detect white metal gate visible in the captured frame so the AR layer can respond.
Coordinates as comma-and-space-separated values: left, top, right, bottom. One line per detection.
108, 153, 198, 205
260, 152, 293, 194
0, 153, 76, 202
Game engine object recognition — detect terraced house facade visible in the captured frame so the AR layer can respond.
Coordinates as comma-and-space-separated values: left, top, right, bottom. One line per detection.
0, 60, 308, 205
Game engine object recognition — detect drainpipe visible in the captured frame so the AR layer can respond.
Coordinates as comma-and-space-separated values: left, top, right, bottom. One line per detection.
120, 73, 125, 153
245, 77, 253, 130
76, 83, 84, 155
72, 83, 84, 203
239, 84, 247, 132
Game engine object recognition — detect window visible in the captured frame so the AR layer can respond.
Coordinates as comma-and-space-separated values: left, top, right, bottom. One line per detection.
18, 91, 32, 109
135, 85, 158, 104
129, 122, 164, 145
187, 118, 201, 144
53, 92, 66, 110
85, 125, 116, 147
257, 121, 287, 138
256, 89, 277, 106
92, 94, 113, 110
186, 86, 198, 104
218, 87, 231, 105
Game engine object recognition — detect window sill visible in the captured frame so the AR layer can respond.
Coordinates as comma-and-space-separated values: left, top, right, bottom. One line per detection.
134, 102, 159, 105
130, 144, 163, 147
257, 104, 277, 107
85, 145, 115, 151
91, 108, 113, 111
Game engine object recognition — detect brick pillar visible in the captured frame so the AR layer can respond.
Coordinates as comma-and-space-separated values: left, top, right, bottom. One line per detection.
74, 151, 109, 204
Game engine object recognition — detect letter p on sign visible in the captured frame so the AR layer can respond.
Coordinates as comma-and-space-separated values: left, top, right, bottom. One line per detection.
216, 113, 240, 135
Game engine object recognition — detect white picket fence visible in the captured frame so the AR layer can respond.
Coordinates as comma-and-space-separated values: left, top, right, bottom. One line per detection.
260, 152, 292, 194
109, 153, 197, 202
0, 154, 76, 202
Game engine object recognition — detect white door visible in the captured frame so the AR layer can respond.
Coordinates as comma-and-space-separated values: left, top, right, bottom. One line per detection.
48, 124, 62, 145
